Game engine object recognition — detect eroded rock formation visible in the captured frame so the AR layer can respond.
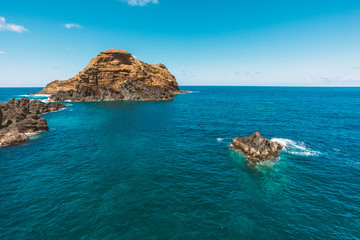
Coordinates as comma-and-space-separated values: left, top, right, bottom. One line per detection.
34, 49, 185, 101
232, 131, 283, 165
0, 98, 66, 146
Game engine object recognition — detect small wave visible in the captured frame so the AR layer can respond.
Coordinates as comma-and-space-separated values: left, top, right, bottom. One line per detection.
31, 94, 51, 97
41, 98, 51, 103
18, 94, 51, 103
24, 132, 38, 136
271, 138, 321, 156
25, 131, 44, 139
217, 137, 232, 143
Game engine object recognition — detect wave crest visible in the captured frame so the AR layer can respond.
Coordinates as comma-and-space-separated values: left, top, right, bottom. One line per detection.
271, 138, 321, 156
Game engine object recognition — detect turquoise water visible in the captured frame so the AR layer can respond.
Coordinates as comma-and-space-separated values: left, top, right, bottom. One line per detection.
1, 87, 360, 239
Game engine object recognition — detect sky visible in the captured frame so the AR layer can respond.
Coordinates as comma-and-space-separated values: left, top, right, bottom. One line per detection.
0, 0, 360, 87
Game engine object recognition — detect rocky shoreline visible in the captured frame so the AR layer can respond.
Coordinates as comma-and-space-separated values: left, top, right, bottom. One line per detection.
0, 98, 66, 146
232, 131, 283, 165
49, 84, 187, 102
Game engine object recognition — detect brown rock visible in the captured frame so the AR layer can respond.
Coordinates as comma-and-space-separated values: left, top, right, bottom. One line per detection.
34, 49, 185, 102
0, 129, 29, 146
0, 98, 66, 147
0, 112, 2, 125
232, 131, 283, 165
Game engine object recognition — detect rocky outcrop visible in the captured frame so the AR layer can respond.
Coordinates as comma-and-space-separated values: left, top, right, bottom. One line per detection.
34, 49, 186, 102
0, 129, 29, 146
232, 131, 283, 165
0, 98, 66, 146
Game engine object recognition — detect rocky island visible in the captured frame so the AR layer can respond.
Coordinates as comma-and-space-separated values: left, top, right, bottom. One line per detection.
32, 49, 185, 102
0, 98, 65, 146
232, 131, 283, 165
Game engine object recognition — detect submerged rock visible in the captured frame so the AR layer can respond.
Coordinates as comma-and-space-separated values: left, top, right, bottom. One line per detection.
33, 49, 187, 102
232, 131, 283, 165
0, 98, 65, 146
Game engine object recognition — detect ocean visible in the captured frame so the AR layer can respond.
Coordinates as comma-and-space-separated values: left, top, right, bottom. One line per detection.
1, 87, 359, 239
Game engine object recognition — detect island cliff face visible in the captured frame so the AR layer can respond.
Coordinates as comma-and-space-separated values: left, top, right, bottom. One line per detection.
35, 49, 183, 101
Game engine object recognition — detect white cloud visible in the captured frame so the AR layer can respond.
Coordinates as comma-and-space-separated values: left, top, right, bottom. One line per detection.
121, 0, 159, 6
0, 16, 28, 33
0, 51, 5, 54
64, 23, 82, 29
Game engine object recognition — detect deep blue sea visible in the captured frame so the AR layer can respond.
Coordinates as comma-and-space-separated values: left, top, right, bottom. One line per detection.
1, 87, 360, 239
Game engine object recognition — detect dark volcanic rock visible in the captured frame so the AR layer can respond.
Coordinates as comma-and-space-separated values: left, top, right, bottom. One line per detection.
33, 49, 187, 102
0, 98, 66, 146
50, 82, 176, 102
118, 81, 174, 101
232, 131, 283, 165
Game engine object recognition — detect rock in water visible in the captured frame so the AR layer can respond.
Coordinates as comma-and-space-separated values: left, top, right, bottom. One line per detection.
0, 129, 28, 146
0, 98, 66, 146
33, 49, 186, 102
232, 131, 283, 165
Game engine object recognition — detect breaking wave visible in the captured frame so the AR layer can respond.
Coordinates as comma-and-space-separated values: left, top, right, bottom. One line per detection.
271, 138, 321, 156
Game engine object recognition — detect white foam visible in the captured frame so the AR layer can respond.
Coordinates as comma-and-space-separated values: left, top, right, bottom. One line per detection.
271, 138, 321, 156
217, 137, 232, 143
31, 94, 51, 97
25, 130, 44, 138
24, 132, 38, 136
256, 160, 276, 168
271, 138, 295, 147
41, 98, 51, 103
17, 93, 51, 102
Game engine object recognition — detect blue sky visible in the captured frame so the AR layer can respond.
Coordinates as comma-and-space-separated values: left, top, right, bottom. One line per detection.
1, 0, 360, 87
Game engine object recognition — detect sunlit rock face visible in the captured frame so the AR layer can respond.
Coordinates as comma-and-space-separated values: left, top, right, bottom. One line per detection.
232, 131, 284, 165
35, 49, 183, 102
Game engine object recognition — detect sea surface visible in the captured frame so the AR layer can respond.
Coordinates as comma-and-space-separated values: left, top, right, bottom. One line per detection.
1, 87, 360, 239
